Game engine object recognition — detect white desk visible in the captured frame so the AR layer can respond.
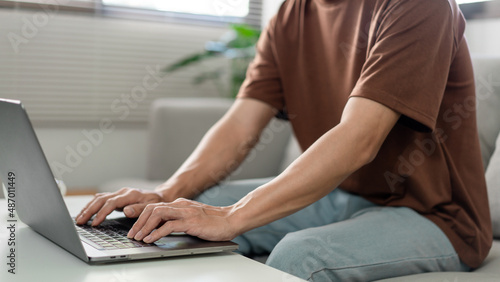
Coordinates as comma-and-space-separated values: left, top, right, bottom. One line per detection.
0, 196, 304, 282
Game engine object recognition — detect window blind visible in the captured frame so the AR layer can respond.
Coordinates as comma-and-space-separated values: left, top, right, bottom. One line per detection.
0, 0, 263, 24
0, 1, 262, 125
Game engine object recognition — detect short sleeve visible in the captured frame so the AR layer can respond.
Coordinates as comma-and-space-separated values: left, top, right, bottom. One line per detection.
237, 16, 285, 112
350, 0, 458, 132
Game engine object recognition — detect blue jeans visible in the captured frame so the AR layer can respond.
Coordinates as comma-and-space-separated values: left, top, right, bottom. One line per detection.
195, 177, 470, 281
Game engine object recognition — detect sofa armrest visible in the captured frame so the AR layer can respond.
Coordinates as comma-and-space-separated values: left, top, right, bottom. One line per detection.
146, 98, 292, 182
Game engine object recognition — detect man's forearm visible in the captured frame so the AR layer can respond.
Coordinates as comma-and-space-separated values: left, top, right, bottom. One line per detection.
155, 99, 276, 202
227, 97, 400, 236
155, 120, 258, 201
227, 123, 369, 234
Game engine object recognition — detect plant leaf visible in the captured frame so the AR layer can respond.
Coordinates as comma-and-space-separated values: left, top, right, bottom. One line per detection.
161, 51, 218, 73
192, 69, 224, 85
226, 24, 261, 49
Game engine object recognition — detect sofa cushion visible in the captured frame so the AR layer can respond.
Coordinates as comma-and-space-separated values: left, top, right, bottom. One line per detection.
487, 133, 500, 238
375, 241, 500, 281
472, 55, 500, 239
99, 178, 164, 192
472, 56, 500, 169
279, 135, 302, 172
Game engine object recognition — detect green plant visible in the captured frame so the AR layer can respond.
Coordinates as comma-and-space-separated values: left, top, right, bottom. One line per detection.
161, 24, 261, 98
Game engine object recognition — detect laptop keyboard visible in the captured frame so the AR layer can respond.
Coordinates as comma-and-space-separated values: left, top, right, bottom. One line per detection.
75, 220, 154, 250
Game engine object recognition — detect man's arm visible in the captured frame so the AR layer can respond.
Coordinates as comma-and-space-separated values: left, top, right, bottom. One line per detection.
76, 98, 276, 226
154, 98, 277, 201
128, 97, 401, 242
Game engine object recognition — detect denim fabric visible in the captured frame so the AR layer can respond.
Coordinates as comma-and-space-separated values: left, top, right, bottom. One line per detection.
195, 178, 469, 281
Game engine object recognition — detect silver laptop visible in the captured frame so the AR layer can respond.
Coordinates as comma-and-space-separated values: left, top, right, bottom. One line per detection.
0, 98, 238, 264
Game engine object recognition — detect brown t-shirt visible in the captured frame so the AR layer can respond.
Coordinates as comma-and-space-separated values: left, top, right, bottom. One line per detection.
238, 0, 492, 268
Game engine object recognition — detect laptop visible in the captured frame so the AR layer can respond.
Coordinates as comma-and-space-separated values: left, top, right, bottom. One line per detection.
0, 98, 238, 264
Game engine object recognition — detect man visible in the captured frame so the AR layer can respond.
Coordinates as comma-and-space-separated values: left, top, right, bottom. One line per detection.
76, 0, 492, 280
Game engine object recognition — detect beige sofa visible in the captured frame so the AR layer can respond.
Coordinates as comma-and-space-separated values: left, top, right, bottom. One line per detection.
101, 55, 500, 280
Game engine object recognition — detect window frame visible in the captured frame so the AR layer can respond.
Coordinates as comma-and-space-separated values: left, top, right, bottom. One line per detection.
0, 0, 96, 13
0, 0, 262, 27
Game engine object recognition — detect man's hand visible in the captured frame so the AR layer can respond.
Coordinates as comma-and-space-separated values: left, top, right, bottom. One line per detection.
75, 188, 164, 226
127, 198, 237, 243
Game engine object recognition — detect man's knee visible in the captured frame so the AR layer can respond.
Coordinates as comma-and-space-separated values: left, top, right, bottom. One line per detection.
266, 231, 333, 281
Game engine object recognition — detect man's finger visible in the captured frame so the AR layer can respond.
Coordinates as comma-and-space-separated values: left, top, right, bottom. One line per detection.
75, 194, 101, 221
133, 209, 164, 241
143, 221, 185, 243
127, 204, 156, 239
92, 194, 137, 226
76, 193, 102, 219
76, 194, 113, 224
124, 202, 149, 218
134, 206, 185, 241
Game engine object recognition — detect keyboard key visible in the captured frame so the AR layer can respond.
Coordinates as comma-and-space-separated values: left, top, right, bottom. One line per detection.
74, 219, 154, 250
